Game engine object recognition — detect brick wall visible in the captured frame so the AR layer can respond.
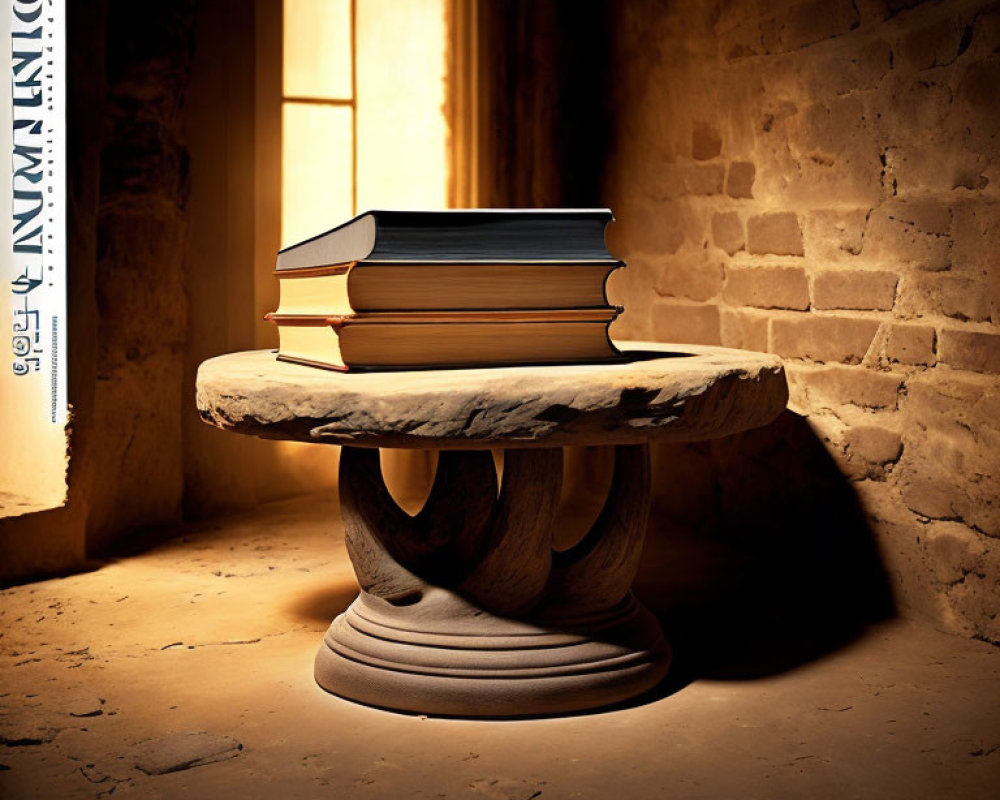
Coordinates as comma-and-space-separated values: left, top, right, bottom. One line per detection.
605, 0, 999, 642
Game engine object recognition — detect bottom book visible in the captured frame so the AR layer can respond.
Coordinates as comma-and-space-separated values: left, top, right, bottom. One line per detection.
266, 309, 621, 370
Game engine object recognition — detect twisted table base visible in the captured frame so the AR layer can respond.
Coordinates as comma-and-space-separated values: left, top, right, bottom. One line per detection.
315, 445, 670, 717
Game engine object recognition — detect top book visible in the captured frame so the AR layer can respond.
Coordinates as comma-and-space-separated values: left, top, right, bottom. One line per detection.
275, 209, 617, 270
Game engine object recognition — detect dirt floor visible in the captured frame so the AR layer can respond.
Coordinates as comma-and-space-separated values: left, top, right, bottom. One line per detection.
1, 493, 997, 800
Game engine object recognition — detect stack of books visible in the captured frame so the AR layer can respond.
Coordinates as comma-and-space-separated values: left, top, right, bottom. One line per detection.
265, 209, 625, 371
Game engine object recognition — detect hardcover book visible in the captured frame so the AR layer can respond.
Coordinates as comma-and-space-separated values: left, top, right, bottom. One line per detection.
274, 209, 618, 269
267, 308, 621, 371
272, 261, 621, 314
267, 208, 626, 371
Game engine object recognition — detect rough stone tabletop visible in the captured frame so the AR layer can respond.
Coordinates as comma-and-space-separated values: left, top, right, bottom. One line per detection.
196, 342, 788, 449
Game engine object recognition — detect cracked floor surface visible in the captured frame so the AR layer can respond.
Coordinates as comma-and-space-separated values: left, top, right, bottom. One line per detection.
1, 493, 998, 799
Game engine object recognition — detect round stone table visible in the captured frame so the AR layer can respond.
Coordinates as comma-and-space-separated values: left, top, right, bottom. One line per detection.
196, 342, 787, 717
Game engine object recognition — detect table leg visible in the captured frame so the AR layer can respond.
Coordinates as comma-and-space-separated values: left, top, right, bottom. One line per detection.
314, 445, 670, 717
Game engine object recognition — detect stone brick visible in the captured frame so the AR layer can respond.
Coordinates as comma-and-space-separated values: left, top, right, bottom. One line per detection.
938, 329, 1000, 374
846, 425, 902, 465
863, 201, 952, 272
654, 256, 724, 302
720, 308, 769, 352
905, 371, 1000, 424
899, 274, 993, 323
933, 277, 994, 323
608, 200, 687, 257
774, 0, 860, 50
711, 211, 744, 256
804, 208, 868, 261
951, 159, 991, 192
948, 562, 1000, 644
692, 121, 721, 160
923, 522, 990, 585
956, 59, 1000, 154
726, 161, 755, 199
887, 323, 936, 366
723, 266, 810, 311
785, 95, 882, 206
746, 212, 804, 257
898, 19, 962, 71
805, 38, 891, 98
957, 42, 1000, 99
638, 161, 687, 201
842, 425, 903, 481
651, 299, 721, 346
720, 0, 859, 60
901, 372, 1000, 536
771, 316, 880, 364
903, 371, 1000, 510
872, 75, 956, 153
882, 145, 989, 196
682, 163, 725, 195
952, 202, 1000, 275
902, 418, 995, 536
790, 365, 903, 410
812, 270, 898, 311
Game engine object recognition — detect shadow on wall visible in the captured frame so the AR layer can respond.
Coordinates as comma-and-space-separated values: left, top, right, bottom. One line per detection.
636, 410, 895, 684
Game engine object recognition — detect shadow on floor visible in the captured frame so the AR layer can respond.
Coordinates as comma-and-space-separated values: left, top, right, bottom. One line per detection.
285, 580, 359, 625
66, 410, 892, 718
635, 410, 896, 693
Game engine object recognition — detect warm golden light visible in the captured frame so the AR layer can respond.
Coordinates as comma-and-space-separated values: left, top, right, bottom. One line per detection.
281, 103, 354, 247
355, 0, 448, 211
280, 0, 449, 250
276, 0, 449, 489
282, 0, 352, 100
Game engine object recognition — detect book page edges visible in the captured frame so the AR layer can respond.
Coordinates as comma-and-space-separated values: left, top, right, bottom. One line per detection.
275, 214, 376, 270
267, 308, 619, 328
273, 259, 623, 273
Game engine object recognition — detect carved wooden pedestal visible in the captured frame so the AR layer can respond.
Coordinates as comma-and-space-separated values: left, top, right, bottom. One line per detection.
315, 445, 668, 716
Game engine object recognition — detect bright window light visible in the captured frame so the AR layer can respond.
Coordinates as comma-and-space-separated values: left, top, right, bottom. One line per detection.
280, 0, 448, 250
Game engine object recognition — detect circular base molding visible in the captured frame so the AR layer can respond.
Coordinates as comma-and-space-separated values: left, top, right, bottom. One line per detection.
314, 589, 670, 717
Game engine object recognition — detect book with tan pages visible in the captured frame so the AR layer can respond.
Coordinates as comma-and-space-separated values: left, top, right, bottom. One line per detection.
273, 261, 621, 314
266, 308, 621, 371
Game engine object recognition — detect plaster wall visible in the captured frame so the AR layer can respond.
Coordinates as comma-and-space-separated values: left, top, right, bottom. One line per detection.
181, 0, 339, 520
0, 0, 336, 583
603, 0, 1000, 642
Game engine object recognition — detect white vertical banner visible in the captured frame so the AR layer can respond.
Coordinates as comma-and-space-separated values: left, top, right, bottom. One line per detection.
9, 0, 65, 420
0, 0, 67, 513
